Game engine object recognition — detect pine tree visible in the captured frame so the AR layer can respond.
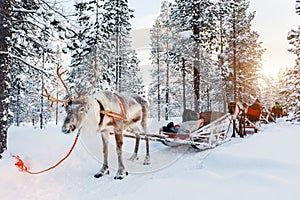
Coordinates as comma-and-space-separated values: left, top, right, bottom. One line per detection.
170, 0, 218, 112
219, 0, 264, 104
149, 19, 165, 120
0, 0, 11, 157
101, 0, 134, 92
9, 0, 65, 128
65, 0, 109, 94
284, 2, 300, 121
0, 0, 76, 156
122, 50, 145, 96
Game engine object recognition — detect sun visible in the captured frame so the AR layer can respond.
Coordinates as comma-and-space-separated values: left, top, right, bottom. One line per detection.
260, 64, 279, 79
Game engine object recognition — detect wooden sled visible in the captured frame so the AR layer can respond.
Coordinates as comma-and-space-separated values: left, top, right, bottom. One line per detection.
160, 112, 232, 150
244, 107, 262, 134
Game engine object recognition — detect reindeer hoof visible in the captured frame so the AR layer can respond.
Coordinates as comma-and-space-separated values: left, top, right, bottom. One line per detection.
114, 171, 128, 180
94, 168, 109, 178
128, 153, 139, 161
143, 155, 151, 165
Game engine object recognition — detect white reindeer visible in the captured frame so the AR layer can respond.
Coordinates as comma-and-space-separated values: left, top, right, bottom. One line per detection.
44, 67, 150, 180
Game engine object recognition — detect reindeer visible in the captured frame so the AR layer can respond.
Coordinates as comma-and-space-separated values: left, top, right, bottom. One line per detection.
228, 101, 247, 137
44, 66, 150, 180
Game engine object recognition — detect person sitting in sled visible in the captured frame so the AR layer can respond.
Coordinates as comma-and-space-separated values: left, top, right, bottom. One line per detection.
247, 99, 263, 122
271, 101, 283, 119
159, 118, 205, 134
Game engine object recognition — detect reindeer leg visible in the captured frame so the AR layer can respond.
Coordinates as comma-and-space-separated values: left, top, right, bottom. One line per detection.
114, 129, 128, 180
129, 134, 140, 161
144, 135, 151, 165
232, 119, 236, 138
141, 111, 150, 165
94, 133, 109, 178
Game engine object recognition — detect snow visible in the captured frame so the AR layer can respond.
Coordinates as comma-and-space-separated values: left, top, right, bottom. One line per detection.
1, 118, 300, 200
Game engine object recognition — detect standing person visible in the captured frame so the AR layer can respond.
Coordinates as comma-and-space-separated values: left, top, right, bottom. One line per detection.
271, 102, 283, 118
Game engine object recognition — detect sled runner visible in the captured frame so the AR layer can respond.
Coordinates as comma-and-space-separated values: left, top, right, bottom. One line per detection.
160, 112, 232, 150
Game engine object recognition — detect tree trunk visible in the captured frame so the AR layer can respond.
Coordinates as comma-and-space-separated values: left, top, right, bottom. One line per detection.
165, 62, 169, 120
157, 57, 161, 121
182, 57, 186, 111
0, 0, 11, 156
193, 2, 200, 113
233, 10, 237, 102
193, 47, 200, 113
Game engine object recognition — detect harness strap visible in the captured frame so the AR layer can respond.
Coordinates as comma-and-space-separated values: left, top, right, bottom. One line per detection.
114, 93, 127, 116
100, 110, 130, 123
99, 94, 131, 127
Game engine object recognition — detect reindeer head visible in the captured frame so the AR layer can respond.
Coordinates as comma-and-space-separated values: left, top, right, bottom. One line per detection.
43, 65, 98, 134
62, 100, 89, 134
228, 102, 236, 115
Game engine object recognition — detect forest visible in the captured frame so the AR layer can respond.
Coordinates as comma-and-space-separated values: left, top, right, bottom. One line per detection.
0, 0, 299, 157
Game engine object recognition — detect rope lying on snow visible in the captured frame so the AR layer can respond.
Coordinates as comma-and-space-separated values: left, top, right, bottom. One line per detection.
12, 131, 80, 175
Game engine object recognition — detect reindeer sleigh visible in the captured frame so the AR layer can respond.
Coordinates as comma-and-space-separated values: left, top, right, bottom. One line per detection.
228, 100, 270, 137
43, 66, 234, 179
158, 111, 233, 150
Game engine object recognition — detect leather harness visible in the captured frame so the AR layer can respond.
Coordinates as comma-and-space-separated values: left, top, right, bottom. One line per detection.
97, 93, 131, 126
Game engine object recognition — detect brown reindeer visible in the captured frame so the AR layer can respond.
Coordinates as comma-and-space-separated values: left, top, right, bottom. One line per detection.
44, 66, 150, 180
228, 101, 247, 137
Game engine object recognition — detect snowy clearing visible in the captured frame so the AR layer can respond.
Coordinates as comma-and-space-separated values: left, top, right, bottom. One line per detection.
1, 118, 300, 200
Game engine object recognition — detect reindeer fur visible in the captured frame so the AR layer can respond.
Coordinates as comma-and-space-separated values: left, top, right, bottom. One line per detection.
62, 91, 149, 180
228, 101, 247, 137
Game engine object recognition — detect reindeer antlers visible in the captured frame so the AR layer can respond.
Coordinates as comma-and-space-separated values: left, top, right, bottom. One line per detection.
43, 66, 73, 108
56, 66, 72, 101
43, 64, 98, 108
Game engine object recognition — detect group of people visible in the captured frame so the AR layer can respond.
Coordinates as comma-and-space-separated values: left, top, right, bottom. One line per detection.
247, 99, 284, 122
160, 99, 285, 135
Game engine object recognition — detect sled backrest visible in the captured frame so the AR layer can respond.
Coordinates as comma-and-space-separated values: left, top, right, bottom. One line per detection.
200, 111, 227, 125
247, 107, 261, 122
182, 109, 199, 122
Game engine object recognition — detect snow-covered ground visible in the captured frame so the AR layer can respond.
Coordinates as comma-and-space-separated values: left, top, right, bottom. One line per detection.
1, 118, 300, 200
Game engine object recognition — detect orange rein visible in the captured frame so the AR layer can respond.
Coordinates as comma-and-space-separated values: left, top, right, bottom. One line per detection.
12, 131, 80, 175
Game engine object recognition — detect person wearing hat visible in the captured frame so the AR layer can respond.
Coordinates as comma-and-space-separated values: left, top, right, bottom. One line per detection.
247, 99, 263, 122
271, 102, 283, 119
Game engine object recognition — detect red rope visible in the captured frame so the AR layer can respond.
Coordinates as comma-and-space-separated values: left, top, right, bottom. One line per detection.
12, 132, 80, 175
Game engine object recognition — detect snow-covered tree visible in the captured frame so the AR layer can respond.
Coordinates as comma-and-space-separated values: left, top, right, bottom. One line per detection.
121, 50, 145, 96
0, 0, 80, 156
149, 19, 165, 120
101, 0, 134, 92
0, 0, 11, 157
66, 0, 117, 94
219, 0, 264, 104
283, 2, 300, 121
171, 0, 218, 112
10, 0, 60, 128
149, 8, 183, 119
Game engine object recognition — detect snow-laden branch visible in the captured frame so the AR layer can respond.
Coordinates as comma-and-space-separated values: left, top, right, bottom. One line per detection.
10, 54, 51, 76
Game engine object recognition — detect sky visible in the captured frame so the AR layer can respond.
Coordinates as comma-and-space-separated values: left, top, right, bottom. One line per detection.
128, 0, 299, 78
